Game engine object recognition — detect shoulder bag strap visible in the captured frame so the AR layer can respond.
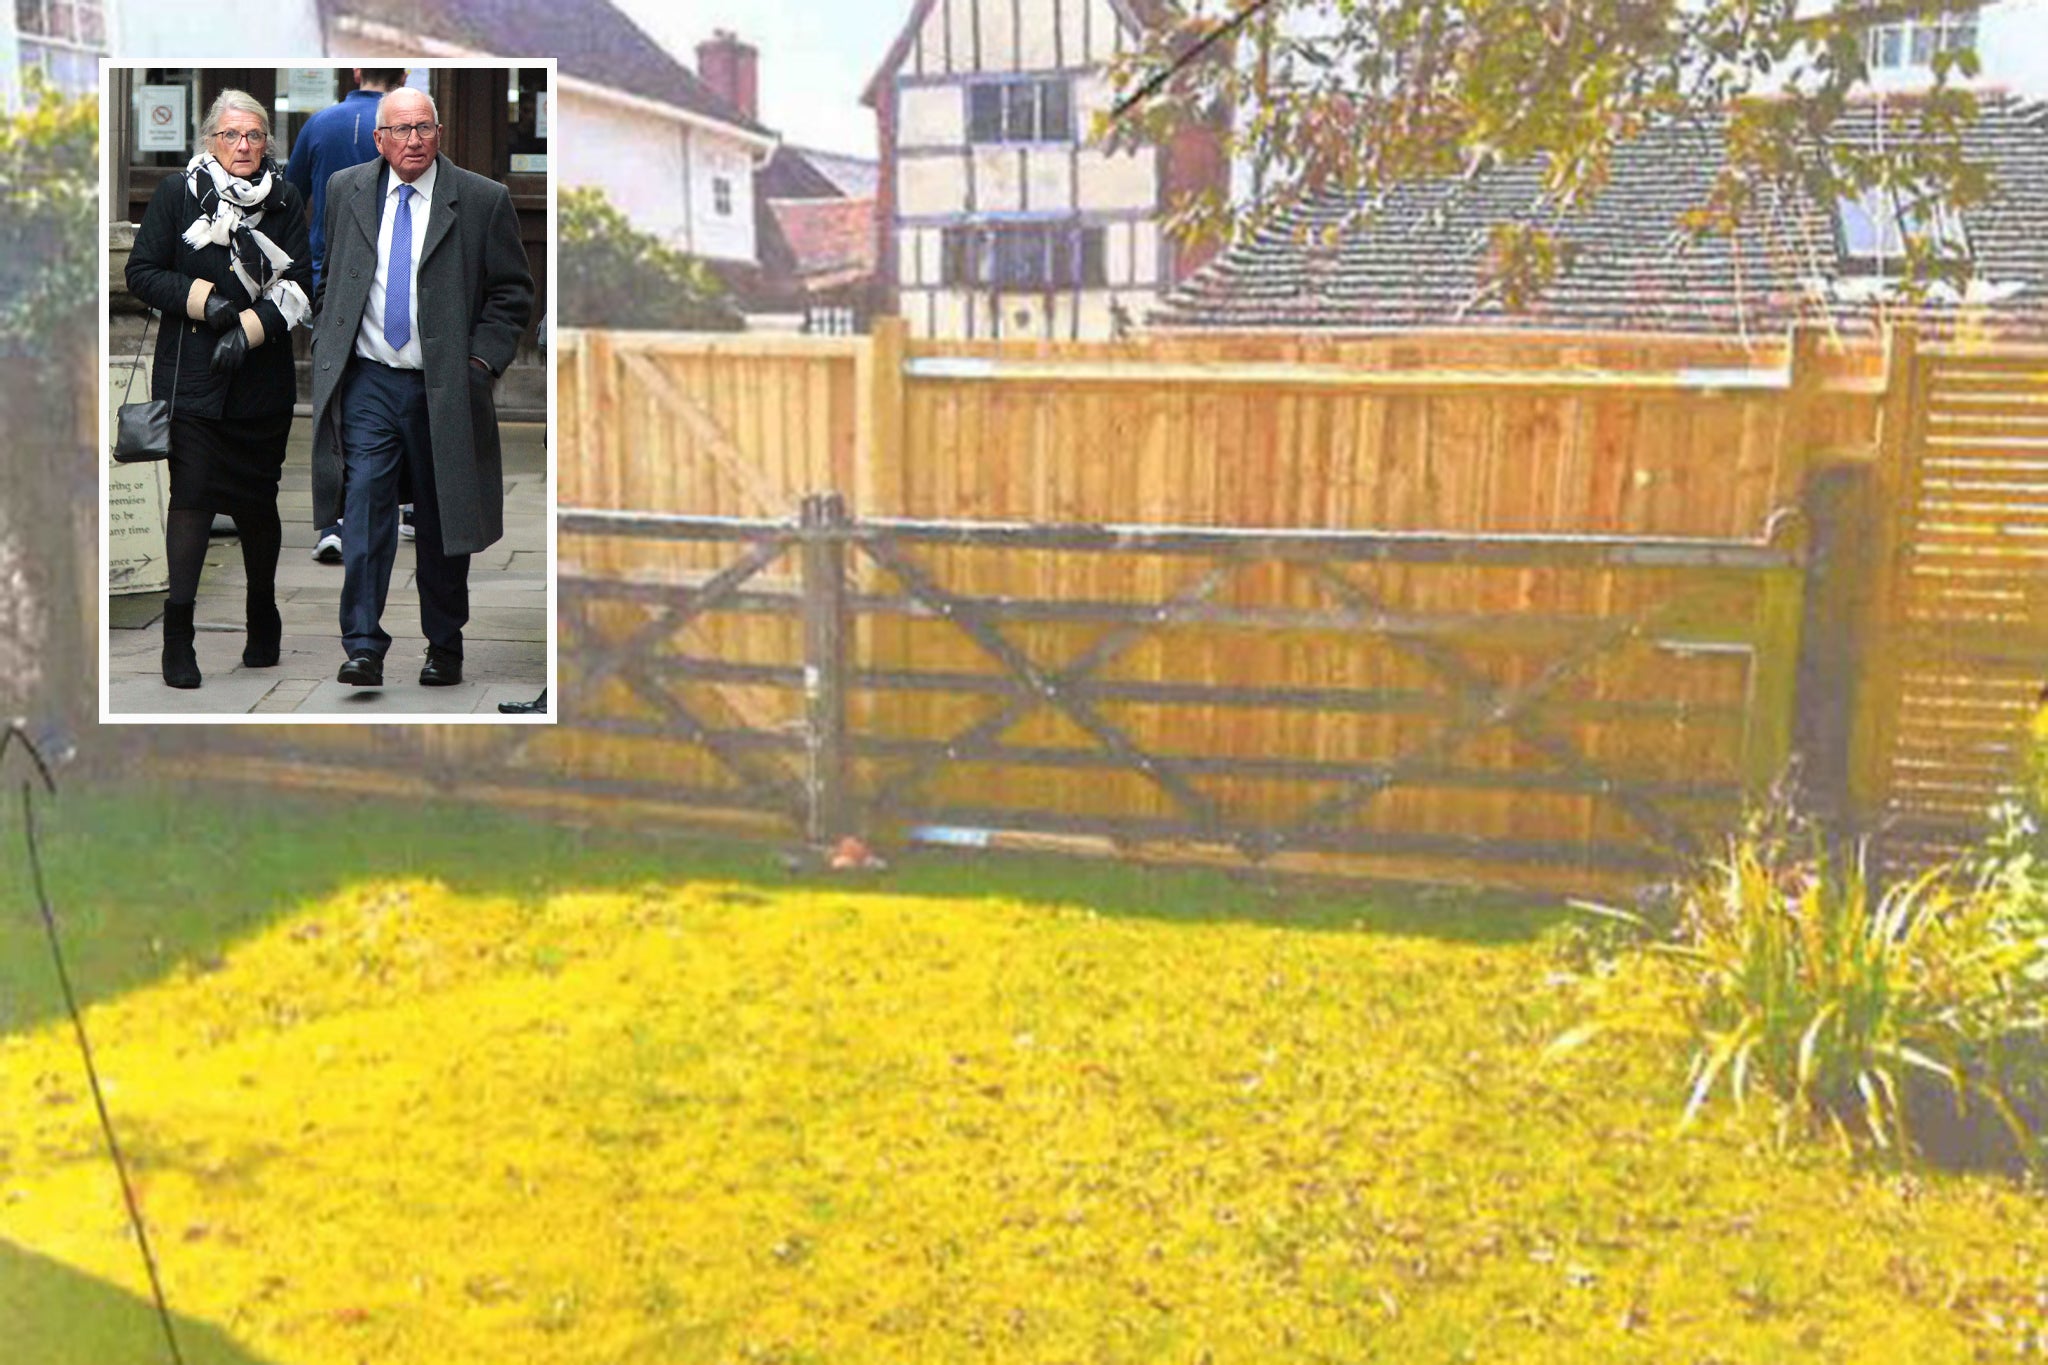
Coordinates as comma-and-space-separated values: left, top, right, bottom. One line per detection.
167, 308, 184, 420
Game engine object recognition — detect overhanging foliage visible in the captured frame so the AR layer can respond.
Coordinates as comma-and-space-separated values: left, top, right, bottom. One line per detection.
1105, 0, 1996, 307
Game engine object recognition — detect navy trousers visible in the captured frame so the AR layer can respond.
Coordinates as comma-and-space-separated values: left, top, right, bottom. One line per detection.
338, 358, 469, 659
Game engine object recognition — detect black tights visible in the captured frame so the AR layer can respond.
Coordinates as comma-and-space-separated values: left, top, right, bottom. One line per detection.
164, 505, 282, 606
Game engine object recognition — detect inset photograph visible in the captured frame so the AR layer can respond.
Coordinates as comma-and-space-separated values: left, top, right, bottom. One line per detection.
103, 61, 553, 719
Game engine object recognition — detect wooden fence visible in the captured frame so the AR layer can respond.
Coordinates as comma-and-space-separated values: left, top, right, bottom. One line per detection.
154, 320, 2048, 889
192, 320, 2048, 895
1851, 336, 2048, 864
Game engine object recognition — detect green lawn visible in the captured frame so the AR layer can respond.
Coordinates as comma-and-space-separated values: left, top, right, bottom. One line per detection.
1, 779, 2042, 1364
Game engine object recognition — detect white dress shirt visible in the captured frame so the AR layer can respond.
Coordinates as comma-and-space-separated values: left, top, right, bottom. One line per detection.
354, 159, 436, 369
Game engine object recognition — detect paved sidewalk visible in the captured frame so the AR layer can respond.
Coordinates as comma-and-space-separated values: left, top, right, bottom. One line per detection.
108, 422, 547, 716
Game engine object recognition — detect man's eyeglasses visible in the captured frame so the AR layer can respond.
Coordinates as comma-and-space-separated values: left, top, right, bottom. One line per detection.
211, 130, 267, 148
377, 122, 440, 143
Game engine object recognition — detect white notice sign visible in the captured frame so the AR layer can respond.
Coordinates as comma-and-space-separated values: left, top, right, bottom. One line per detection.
286, 67, 336, 109
536, 89, 549, 139
136, 85, 187, 154
107, 463, 169, 596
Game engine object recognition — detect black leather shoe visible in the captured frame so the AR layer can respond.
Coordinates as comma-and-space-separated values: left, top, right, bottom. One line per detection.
419, 646, 463, 687
497, 688, 547, 715
337, 653, 384, 686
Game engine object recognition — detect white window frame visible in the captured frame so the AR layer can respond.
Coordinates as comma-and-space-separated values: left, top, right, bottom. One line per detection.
1864, 8, 1978, 73
1836, 186, 1969, 273
15, 0, 106, 97
966, 77, 1074, 147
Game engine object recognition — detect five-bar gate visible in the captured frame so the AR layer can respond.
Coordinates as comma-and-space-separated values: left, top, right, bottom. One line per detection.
551, 495, 1806, 890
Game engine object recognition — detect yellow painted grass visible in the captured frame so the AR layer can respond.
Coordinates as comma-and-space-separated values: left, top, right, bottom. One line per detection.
2, 877, 2045, 1363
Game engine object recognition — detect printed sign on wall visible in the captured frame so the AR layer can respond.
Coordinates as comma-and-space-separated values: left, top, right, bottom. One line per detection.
286, 68, 337, 110
136, 85, 187, 154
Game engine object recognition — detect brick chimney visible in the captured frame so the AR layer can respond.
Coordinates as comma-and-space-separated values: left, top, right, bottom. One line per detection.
697, 30, 759, 124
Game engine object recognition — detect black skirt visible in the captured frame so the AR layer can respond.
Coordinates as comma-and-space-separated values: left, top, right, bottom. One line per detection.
167, 412, 292, 517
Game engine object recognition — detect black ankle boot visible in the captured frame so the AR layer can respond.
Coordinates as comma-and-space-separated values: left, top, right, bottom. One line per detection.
162, 600, 201, 689
243, 592, 281, 667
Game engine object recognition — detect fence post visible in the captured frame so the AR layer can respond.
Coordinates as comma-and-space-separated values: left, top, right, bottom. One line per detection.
1776, 323, 1844, 826
857, 316, 908, 516
1791, 458, 1876, 834
1844, 325, 1919, 837
800, 492, 852, 846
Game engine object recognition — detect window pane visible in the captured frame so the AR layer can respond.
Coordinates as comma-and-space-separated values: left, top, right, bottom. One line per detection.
1877, 26, 1903, 68
1005, 84, 1037, 141
77, 0, 102, 44
1039, 79, 1071, 141
969, 84, 1003, 142
1948, 14, 1979, 54
56, 46, 93, 95
15, 0, 39, 36
993, 230, 1026, 287
1081, 227, 1106, 286
995, 228, 1051, 287
1838, 193, 1885, 257
1910, 22, 1937, 65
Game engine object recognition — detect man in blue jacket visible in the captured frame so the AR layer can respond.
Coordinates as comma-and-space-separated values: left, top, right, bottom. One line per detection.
288, 68, 409, 563
286, 68, 404, 290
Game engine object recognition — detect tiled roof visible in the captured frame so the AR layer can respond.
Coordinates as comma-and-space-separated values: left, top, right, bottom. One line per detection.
768, 197, 878, 281
761, 145, 880, 202
1156, 97, 2048, 339
328, 0, 775, 138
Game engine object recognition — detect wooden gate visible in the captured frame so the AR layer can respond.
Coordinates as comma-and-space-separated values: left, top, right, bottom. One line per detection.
554, 497, 1806, 893
1856, 341, 2048, 861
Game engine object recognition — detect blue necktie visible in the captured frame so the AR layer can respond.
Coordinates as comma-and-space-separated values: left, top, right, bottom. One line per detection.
384, 184, 414, 351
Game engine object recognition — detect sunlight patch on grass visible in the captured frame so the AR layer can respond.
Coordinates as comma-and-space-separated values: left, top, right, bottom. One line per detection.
1, 876, 2043, 1363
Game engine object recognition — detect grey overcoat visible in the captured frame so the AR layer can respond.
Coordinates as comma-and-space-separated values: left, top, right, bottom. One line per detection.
309, 154, 533, 556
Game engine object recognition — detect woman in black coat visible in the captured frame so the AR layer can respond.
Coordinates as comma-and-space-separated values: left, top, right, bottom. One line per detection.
125, 89, 312, 689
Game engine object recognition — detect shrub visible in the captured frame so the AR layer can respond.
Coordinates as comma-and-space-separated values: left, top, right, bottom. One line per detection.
1553, 810, 2048, 1172
557, 187, 742, 332
0, 68, 96, 356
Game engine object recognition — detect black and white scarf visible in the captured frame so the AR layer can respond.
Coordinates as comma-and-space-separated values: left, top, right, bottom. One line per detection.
180, 152, 311, 330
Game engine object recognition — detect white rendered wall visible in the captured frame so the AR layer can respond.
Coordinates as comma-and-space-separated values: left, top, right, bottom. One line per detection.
688, 133, 758, 264
111, 0, 323, 55
561, 92, 692, 246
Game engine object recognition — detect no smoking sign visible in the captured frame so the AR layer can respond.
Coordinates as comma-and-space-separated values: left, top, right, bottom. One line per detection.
137, 84, 187, 152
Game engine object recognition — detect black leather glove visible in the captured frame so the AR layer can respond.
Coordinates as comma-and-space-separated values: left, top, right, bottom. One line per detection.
201, 292, 241, 331
211, 325, 249, 374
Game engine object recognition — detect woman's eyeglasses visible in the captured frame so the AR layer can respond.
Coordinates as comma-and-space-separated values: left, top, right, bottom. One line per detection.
211, 130, 267, 148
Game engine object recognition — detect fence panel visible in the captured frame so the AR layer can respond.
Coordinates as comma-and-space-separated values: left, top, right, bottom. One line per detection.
862, 332, 1842, 848
166, 324, 1924, 893
1857, 341, 2048, 861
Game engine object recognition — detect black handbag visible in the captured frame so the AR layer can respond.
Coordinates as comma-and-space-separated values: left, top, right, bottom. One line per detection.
112, 308, 184, 463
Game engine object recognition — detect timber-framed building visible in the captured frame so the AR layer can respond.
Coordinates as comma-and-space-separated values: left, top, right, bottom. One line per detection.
863, 0, 1227, 339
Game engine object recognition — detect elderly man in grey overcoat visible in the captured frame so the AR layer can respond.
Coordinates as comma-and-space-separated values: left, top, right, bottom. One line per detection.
309, 86, 533, 687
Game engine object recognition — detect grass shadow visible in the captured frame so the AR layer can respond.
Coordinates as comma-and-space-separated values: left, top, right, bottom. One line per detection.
0, 775, 1575, 1034
0, 1237, 282, 1365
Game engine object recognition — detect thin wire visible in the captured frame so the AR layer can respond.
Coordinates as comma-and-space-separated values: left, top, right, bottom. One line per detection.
19, 776, 188, 1365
